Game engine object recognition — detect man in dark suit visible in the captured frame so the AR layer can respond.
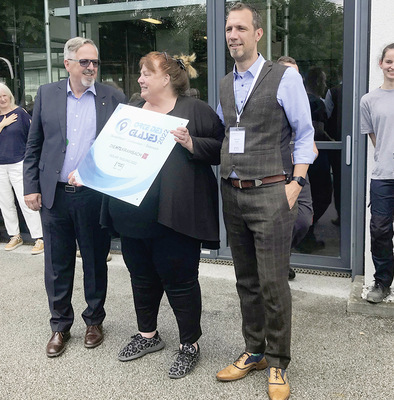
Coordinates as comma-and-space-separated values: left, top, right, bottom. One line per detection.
23, 37, 127, 357
215, 4, 315, 399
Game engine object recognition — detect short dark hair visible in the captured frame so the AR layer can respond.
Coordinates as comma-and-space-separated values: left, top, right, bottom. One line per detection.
228, 2, 262, 30
380, 43, 394, 62
277, 56, 297, 66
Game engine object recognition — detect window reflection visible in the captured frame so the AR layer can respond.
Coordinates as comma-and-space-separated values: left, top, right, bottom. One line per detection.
0, 1, 46, 105
79, 2, 208, 101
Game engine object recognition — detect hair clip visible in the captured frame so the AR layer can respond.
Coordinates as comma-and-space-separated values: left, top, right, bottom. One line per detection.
176, 59, 186, 71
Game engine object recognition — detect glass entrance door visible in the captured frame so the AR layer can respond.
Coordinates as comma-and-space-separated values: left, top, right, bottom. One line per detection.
218, 0, 353, 273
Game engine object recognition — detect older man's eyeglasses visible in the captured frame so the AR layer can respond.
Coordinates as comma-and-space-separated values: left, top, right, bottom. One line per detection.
67, 59, 100, 68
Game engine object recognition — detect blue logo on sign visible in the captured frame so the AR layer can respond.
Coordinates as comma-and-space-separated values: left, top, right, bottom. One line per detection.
116, 118, 132, 134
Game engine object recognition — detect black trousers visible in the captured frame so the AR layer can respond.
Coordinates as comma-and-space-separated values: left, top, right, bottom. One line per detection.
370, 179, 394, 288
121, 228, 202, 345
292, 176, 313, 248
41, 185, 110, 332
308, 149, 333, 224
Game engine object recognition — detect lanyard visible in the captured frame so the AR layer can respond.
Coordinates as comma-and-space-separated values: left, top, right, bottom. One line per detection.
234, 58, 265, 125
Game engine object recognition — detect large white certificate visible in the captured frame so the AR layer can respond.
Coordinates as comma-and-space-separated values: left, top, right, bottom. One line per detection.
75, 103, 188, 206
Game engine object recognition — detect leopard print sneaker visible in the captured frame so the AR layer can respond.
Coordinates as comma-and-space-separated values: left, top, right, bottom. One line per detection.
168, 343, 200, 379
118, 331, 165, 361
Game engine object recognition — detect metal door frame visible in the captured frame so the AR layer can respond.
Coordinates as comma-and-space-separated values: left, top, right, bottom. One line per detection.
212, 0, 370, 276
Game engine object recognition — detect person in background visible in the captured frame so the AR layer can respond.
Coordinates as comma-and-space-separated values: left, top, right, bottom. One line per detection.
216, 4, 314, 399
101, 51, 224, 379
25, 94, 35, 116
301, 66, 332, 253
0, 83, 44, 254
23, 37, 127, 357
325, 75, 343, 227
276, 56, 298, 72
277, 56, 317, 279
360, 42, 394, 303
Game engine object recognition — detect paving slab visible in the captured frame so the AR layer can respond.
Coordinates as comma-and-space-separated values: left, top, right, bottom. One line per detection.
0, 246, 393, 400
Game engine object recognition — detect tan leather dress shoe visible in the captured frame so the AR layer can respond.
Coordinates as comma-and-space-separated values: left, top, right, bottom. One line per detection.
268, 367, 290, 400
46, 331, 70, 357
84, 324, 104, 348
216, 352, 268, 381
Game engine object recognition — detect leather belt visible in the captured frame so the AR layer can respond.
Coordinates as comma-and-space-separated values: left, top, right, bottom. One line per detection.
57, 182, 86, 193
229, 174, 286, 189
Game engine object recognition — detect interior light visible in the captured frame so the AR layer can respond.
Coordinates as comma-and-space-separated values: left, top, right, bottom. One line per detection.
141, 18, 162, 25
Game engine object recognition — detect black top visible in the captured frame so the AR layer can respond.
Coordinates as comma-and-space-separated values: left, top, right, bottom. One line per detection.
103, 95, 225, 248
0, 107, 31, 164
326, 84, 342, 141
307, 93, 330, 141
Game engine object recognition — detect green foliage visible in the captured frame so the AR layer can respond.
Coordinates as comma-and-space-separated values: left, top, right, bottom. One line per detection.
288, 0, 343, 62
0, 0, 45, 47
275, 0, 343, 84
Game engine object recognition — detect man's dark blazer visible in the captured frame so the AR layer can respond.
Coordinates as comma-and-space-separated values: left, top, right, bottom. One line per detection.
23, 79, 127, 209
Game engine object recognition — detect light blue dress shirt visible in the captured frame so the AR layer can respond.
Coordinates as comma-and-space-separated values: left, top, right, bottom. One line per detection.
217, 54, 315, 165
60, 80, 97, 182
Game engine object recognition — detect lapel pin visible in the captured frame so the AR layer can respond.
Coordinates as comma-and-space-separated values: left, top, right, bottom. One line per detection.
102, 102, 105, 106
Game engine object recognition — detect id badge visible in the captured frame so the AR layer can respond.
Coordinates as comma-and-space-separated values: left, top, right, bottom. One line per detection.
229, 127, 245, 153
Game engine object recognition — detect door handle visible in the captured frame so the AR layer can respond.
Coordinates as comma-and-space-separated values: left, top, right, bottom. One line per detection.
346, 135, 351, 165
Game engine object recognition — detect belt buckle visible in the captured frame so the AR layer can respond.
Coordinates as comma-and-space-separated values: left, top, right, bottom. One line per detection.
65, 184, 76, 193
254, 179, 263, 187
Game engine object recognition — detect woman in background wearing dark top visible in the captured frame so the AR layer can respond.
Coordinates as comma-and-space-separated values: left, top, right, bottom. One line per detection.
103, 52, 224, 378
0, 83, 43, 254
297, 67, 333, 253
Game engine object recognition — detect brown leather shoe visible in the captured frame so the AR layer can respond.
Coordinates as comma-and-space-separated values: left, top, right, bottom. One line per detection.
268, 367, 290, 400
84, 324, 104, 348
216, 352, 268, 381
46, 331, 70, 357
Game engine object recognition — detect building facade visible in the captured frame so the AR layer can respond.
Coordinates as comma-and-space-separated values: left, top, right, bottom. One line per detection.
0, 0, 389, 285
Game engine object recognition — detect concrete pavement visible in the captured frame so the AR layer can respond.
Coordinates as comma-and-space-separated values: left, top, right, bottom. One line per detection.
0, 244, 393, 400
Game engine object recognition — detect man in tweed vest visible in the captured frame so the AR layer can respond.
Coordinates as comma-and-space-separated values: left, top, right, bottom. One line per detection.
215, 4, 315, 399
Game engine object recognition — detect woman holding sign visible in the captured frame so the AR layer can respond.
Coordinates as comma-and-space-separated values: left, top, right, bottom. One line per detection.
104, 52, 224, 378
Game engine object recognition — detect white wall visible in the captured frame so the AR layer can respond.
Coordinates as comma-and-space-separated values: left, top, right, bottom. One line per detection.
364, 0, 394, 288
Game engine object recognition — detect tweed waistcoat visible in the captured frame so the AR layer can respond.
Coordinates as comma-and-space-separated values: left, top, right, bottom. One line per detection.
220, 61, 293, 180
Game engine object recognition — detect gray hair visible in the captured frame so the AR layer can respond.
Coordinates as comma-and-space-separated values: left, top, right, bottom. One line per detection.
0, 82, 15, 108
63, 37, 98, 60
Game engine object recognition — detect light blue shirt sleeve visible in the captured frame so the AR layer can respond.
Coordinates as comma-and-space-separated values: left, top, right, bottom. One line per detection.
216, 103, 224, 125
277, 67, 315, 164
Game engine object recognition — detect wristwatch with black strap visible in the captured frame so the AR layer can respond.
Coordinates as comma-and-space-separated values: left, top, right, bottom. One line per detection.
291, 176, 306, 187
